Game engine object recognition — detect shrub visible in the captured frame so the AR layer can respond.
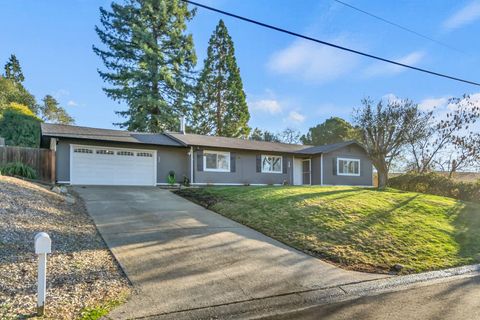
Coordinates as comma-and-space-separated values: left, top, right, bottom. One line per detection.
0, 102, 41, 147
389, 172, 480, 202
0, 162, 37, 179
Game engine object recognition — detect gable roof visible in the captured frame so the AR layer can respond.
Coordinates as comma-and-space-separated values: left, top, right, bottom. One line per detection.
41, 123, 184, 147
295, 140, 364, 155
41, 123, 365, 155
166, 132, 310, 153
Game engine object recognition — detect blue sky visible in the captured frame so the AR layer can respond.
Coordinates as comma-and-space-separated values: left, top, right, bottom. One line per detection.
1, 0, 480, 134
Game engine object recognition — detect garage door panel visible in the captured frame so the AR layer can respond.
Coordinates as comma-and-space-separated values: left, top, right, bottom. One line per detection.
71, 145, 156, 186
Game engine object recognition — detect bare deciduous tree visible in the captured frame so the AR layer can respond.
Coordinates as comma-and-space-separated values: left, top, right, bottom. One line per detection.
280, 128, 302, 144
407, 95, 480, 174
354, 98, 425, 189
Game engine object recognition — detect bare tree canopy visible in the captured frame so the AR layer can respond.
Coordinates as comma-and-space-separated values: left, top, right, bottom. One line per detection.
406, 95, 480, 176
354, 98, 425, 189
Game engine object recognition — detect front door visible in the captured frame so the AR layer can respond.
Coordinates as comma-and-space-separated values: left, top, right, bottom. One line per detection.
302, 159, 311, 185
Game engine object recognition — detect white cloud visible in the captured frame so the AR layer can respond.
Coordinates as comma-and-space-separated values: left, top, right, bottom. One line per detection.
443, 1, 480, 31
382, 93, 404, 104
268, 38, 359, 84
287, 111, 306, 123
364, 51, 425, 77
67, 100, 78, 107
250, 99, 282, 114
418, 96, 450, 111
53, 89, 69, 99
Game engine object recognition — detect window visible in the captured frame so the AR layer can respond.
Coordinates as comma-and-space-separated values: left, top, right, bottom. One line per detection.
261, 155, 282, 173
204, 150, 230, 172
74, 148, 93, 154
117, 151, 134, 156
96, 149, 114, 155
137, 152, 153, 157
337, 158, 360, 176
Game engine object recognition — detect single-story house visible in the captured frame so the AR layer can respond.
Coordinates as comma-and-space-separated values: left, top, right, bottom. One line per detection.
40, 123, 373, 186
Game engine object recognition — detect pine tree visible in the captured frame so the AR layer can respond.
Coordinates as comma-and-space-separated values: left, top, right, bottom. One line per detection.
93, 0, 196, 132
4, 54, 25, 83
191, 20, 250, 138
40, 95, 75, 124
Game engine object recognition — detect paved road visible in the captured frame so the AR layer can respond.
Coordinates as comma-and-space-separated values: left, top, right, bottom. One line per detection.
262, 275, 480, 320
74, 186, 386, 319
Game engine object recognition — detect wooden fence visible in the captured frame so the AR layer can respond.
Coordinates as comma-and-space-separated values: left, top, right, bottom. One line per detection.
0, 146, 55, 183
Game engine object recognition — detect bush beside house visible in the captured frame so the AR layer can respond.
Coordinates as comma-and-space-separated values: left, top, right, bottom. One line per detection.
0, 103, 41, 147
389, 172, 480, 202
0, 162, 37, 179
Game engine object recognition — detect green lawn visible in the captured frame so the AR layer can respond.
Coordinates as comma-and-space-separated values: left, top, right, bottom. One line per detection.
176, 186, 480, 274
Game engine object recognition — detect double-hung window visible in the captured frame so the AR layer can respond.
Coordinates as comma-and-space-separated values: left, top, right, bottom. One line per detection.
204, 150, 230, 172
261, 155, 282, 173
337, 158, 360, 176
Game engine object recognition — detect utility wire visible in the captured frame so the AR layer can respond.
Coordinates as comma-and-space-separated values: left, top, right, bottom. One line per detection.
333, 0, 460, 53
182, 0, 480, 87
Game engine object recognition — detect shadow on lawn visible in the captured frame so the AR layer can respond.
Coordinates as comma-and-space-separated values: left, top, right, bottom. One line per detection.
453, 201, 480, 261
178, 186, 480, 273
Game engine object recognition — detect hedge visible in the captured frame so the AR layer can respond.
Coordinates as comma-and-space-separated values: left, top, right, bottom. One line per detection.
389, 172, 480, 202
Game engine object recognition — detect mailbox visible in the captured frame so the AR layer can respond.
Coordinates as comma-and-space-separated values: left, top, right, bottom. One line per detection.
35, 232, 51, 316
35, 232, 51, 254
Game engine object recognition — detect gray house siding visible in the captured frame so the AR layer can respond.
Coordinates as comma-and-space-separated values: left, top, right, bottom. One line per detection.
193, 148, 293, 185
56, 141, 70, 182
156, 147, 189, 184
54, 139, 189, 184
310, 155, 321, 185
322, 144, 373, 186
51, 136, 372, 187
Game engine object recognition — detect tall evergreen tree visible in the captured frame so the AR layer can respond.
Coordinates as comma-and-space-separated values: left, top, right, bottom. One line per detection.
4, 54, 25, 83
191, 19, 250, 137
93, 0, 196, 132
39, 95, 75, 124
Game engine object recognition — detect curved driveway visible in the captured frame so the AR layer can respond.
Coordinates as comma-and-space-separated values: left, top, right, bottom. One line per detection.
74, 186, 387, 319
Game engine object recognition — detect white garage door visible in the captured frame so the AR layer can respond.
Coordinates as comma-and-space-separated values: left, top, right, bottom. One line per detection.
70, 145, 156, 186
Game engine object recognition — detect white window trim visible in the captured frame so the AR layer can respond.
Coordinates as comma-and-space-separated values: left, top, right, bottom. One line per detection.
261, 155, 283, 174
203, 150, 231, 172
337, 157, 361, 176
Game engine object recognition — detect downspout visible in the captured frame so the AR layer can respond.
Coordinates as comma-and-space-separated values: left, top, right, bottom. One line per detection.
292, 155, 295, 185
320, 153, 324, 186
190, 146, 194, 184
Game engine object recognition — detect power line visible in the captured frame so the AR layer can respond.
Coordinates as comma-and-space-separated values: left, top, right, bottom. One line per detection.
181, 0, 480, 87
333, 0, 460, 53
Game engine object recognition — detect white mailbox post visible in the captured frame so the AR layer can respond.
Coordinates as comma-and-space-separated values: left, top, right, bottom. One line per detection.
34, 232, 51, 316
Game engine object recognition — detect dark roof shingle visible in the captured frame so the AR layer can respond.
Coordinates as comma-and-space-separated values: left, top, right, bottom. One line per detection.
166, 132, 309, 153
41, 123, 184, 147
295, 140, 363, 154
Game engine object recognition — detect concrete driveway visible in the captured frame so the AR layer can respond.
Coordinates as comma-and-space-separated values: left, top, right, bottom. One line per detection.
74, 186, 387, 319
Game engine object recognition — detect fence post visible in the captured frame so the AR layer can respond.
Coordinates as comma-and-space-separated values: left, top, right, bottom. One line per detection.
49, 138, 57, 184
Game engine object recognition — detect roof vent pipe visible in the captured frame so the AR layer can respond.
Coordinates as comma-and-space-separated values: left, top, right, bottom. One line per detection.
180, 116, 186, 134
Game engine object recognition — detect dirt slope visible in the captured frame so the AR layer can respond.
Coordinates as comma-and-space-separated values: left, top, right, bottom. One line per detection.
0, 176, 130, 319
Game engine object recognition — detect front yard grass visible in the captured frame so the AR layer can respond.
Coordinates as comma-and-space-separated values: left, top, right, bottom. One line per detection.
176, 186, 480, 274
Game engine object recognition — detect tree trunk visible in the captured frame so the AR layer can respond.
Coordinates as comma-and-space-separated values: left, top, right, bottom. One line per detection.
376, 161, 389, 189
377, 169, 388, 189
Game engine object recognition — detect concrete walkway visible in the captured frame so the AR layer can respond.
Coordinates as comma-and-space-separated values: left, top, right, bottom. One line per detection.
74, 186, 387, 319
